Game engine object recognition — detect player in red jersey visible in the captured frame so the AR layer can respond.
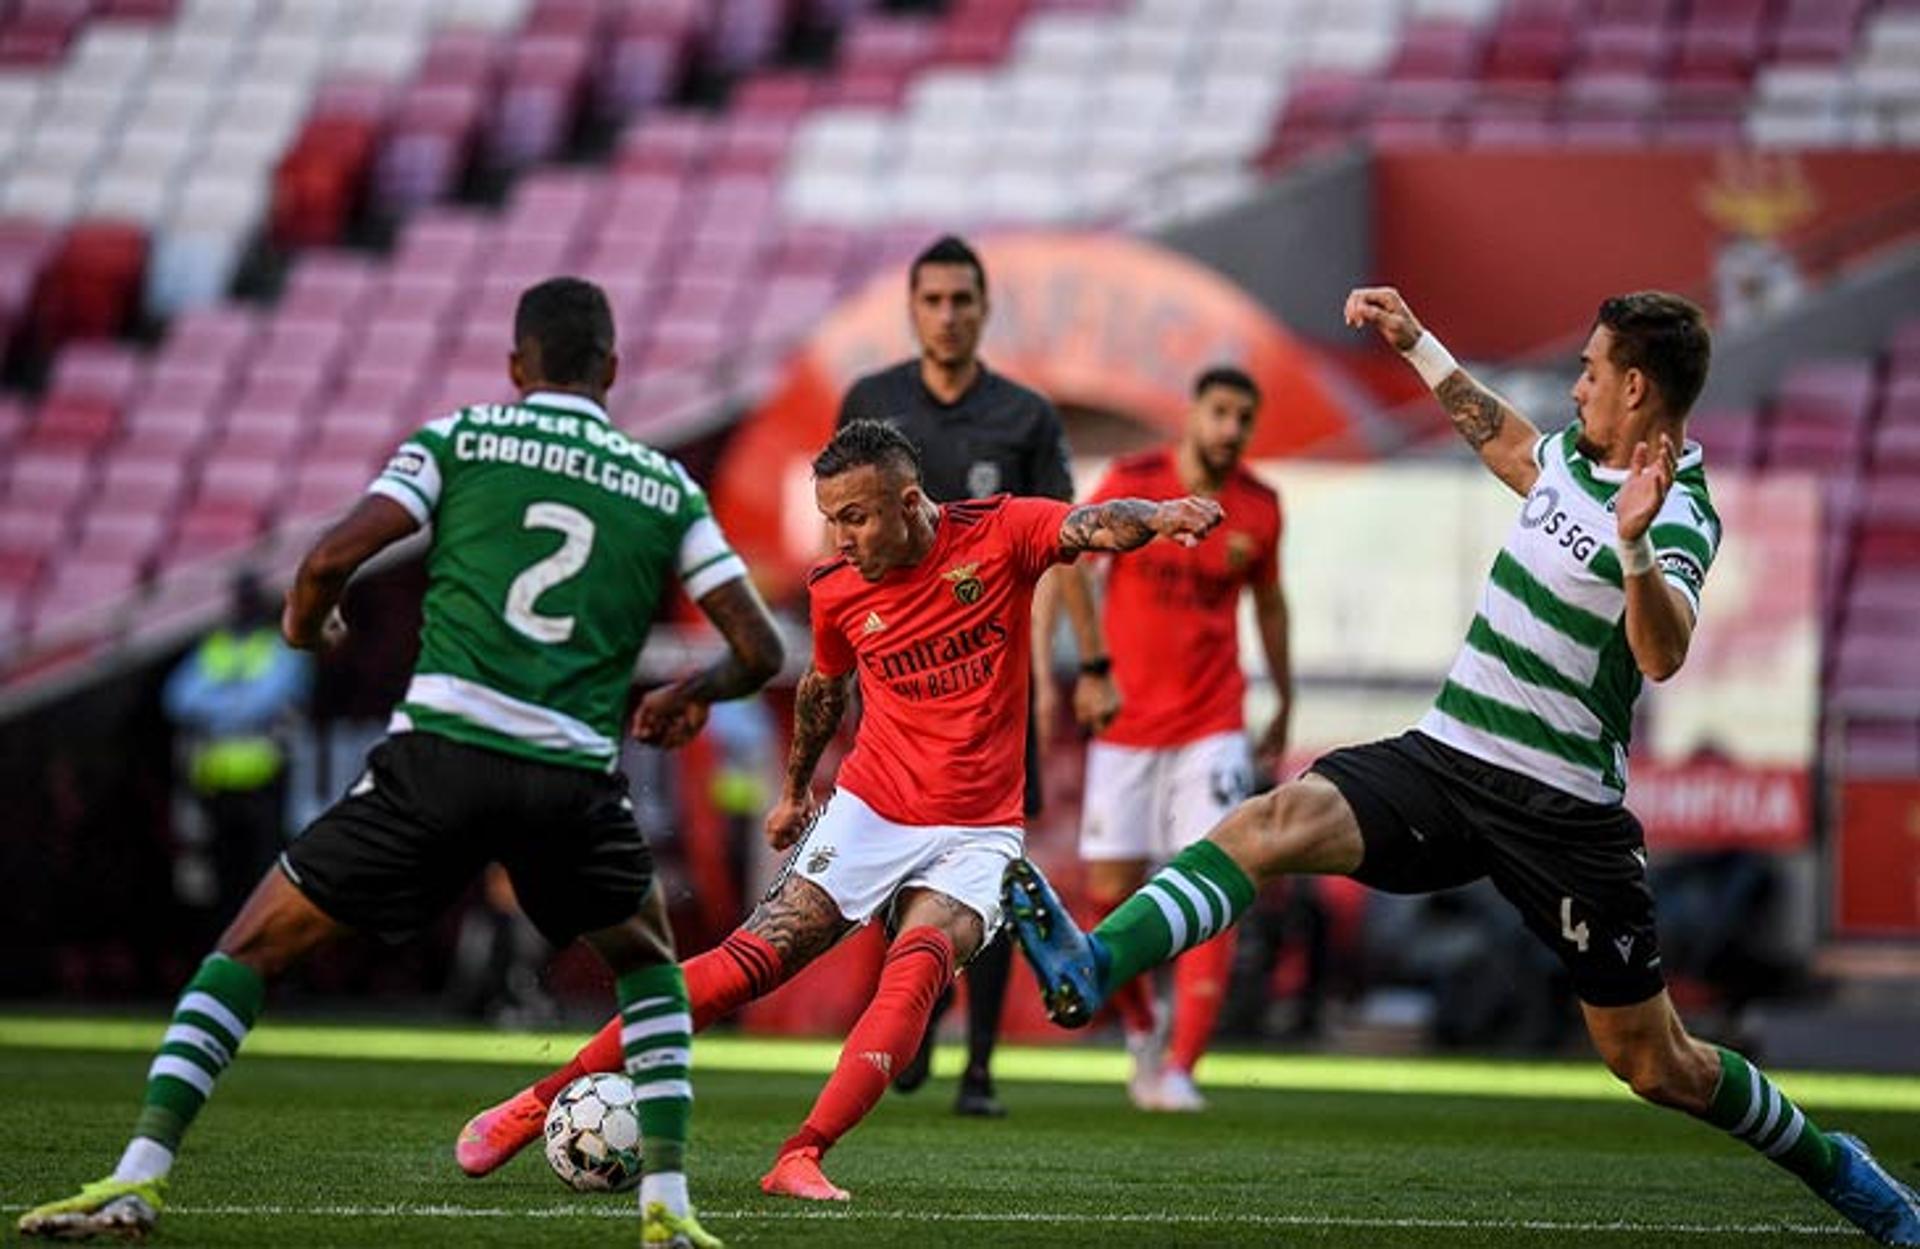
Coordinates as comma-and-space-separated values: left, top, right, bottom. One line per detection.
1074, 366, 1292, 1112
455, 419, 1220, 1199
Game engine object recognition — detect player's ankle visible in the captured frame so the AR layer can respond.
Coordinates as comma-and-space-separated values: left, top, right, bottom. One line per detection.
640, 1171, 689, 1217
779, 1125, 830, 1157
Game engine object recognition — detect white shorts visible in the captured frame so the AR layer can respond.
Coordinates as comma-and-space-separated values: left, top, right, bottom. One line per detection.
787, 788, 1024, 939
1079, 730, 1254, 863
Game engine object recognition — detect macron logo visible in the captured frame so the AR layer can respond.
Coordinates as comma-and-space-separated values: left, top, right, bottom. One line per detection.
862, 612, 887, 635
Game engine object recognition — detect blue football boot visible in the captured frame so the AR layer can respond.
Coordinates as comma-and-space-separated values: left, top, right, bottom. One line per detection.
1820, 1133, 1920, 1246
1002, 858, 1104, 1029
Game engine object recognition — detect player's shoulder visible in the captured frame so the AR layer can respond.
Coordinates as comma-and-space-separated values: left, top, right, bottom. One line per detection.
942, 494, 1009, 528
399, 408, 470, 445
973, 365, 1055, 419
1107, 448, 1173, 481
1532, 421, 1580, 468
1661, 471, 1721, 543
806, 557, 858, 593
847, 360, 917, 399
1228, 463, 1281, 509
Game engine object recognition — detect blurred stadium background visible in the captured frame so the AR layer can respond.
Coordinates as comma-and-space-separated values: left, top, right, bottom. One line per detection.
0, 0, 1917, 1075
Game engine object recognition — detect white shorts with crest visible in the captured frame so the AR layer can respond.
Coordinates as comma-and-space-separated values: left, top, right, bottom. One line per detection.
784, 787, 1024, 939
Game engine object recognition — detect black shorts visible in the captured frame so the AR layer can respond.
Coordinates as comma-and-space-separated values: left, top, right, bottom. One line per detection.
280, 732, 652, 946
1310, 731, 1663, 1008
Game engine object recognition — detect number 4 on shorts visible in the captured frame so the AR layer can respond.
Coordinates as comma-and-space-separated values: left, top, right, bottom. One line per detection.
1559, 896, 1589, 953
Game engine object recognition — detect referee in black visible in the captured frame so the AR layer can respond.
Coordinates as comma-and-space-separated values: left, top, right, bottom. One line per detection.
837, 234, 1112, 1117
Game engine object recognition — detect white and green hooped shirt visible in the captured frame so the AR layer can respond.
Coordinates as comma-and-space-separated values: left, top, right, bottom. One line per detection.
1417, 423, 1720, 805
367, 391, 747, 773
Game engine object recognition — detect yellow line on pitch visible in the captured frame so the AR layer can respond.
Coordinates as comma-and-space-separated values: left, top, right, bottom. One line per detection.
3, 1016, 1916, 1111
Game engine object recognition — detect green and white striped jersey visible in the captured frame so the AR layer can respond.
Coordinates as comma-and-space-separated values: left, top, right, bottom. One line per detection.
366, 390, 746, 773
1417, 422, 1721, 805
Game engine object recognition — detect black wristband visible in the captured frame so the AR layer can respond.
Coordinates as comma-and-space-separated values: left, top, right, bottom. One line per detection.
1079, 657, 1112, 677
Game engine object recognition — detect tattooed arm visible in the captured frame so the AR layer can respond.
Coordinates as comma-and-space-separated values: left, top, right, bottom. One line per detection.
1345, 286, 1543, 496
764, 664, 852, 849
630, 577, 786, 747
1057, 496, 1224, 556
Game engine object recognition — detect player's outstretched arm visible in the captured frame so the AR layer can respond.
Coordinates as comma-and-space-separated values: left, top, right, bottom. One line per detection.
1058, 497, 1224, 555
764, 664, 852, 850
632, 578, 786, 747
1344, 287, 1542, 497
282, 495, 421, 650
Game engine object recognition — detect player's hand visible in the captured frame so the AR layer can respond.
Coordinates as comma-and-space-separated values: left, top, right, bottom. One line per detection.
1073, 671, 1121, 735
282, 595, 347, 652
1616, 433, 1677, 543
765, 791, 819, 851
1254, 717, 1289, 777
1343, 287, 1425, 353
1151, 497, 1224, 548
631, 683, 709, 749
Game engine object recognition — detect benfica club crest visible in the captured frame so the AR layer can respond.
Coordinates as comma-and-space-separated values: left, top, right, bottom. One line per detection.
942, 561, 985, 605
1224, 531, 1255, 572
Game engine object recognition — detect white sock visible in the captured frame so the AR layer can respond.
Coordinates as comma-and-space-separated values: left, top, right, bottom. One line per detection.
641, 1170, 689, 1216
112, 1137, 175, 1184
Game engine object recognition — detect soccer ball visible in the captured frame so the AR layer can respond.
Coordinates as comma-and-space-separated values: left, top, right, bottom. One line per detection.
543, 1073, 643, 1192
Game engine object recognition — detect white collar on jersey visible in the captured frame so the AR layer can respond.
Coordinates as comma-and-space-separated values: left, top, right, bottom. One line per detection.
522, 390, 610, 423
1568, 431, 1704, 483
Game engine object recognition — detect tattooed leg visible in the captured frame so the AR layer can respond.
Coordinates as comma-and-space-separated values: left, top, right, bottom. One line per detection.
744, 874, 856, 973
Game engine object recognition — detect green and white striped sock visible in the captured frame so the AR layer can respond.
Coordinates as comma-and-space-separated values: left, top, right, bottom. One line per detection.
618, 965, 693, 1204
117, 953, 265, 1182
1093, 840, 1257, 991
1701, 1047, 1839, 1188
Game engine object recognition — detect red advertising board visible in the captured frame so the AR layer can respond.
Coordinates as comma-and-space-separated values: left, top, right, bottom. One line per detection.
1373, 150, 1920, 359
1835, 780, 1920, 936
1628, 762, 1812, 854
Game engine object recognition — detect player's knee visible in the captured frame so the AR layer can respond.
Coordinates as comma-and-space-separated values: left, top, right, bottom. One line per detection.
213, 923, 299, 979
1228, 778, 1357, 878
1604, 1042, 1692, 1110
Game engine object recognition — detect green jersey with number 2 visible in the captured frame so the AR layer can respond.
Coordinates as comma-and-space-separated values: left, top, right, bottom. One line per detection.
367, 390, 746, 772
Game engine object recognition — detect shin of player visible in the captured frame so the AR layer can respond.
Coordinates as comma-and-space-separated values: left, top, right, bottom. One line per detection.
1006, 288, 1920, 1248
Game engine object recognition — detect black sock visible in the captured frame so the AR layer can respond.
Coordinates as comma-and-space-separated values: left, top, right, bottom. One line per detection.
963, 929, 1013, 1084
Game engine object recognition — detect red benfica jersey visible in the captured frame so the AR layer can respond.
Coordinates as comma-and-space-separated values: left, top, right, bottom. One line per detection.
1091, 449, 1281, 749
809, 495, 1072, 828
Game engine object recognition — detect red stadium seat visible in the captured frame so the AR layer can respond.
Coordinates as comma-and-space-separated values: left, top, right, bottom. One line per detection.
46, 341, 143, 408
4, 446, 95, 510
28, 223, 146, 354
25, 395, 118, 452
97, 454, 188, 514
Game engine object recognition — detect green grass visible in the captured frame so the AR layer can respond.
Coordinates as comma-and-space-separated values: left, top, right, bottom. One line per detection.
2, 1019, 1916, 1247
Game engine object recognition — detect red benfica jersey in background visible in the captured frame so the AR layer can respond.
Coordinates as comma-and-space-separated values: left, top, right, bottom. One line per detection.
809, 495, 1072, 828
1090, 449, 1280, 749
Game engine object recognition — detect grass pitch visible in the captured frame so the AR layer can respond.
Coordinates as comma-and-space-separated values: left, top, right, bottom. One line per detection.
2, 1017, 1916, 1247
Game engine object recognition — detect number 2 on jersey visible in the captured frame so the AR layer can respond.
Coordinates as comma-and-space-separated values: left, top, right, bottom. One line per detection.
504, 502, 595, 644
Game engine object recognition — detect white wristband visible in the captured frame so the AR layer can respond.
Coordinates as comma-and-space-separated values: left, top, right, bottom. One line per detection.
1620, 533, 1656, 577
1403, 331, 1459, 389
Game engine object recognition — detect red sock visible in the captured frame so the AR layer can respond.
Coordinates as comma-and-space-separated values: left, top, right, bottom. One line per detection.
1087, 888, 1157, 1037
530, 930, 785, 1106
1167, 929, 1236, 1075
780, 926, 954, 1157
686, 929, 786, 1031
